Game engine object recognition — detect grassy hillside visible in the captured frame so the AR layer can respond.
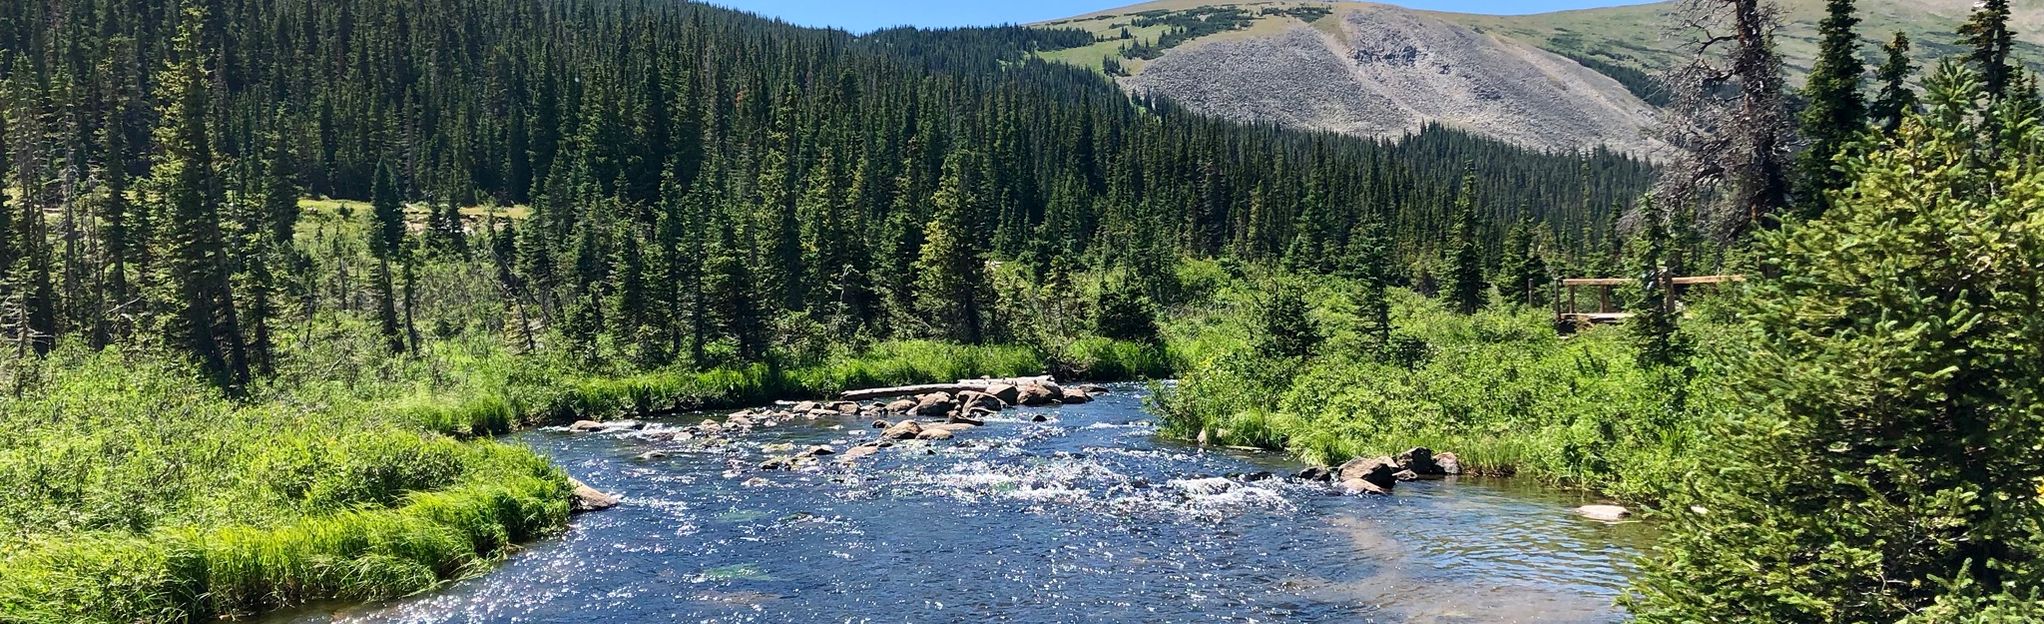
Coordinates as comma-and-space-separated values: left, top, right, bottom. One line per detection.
1434, 0, 2044, 85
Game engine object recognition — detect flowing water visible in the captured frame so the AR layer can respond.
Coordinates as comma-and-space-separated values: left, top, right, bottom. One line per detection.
268, 384, 1653, 623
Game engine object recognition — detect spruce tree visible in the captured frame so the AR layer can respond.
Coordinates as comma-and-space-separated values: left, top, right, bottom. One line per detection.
1631, 67, 2044, 622
913, 148, 993, 344
1869, 32, 1919, 134
1254, 281, 1320, 361
1794, 0, 1866, 219
1625, 198, 1685, 369
368, 160, 406, 353
1446, 169, 1486, 314
150, 7, 249, 387
1958, 0, 2016, 101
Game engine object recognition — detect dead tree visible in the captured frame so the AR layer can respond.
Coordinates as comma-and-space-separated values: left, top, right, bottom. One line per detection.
1654, 0, 1797, 242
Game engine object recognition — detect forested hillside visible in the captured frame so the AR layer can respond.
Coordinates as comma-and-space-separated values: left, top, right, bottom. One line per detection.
0, 0, 1648, 386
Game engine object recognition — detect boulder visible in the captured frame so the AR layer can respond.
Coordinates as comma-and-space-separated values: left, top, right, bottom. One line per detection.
838, 444, 880, 463
569, 478, 620, 513
759, 456, 795, 471
985, 383, 1021, 405
1293, 466, 1332, 482
1230, 471, 1276, 482
1077, 384, 1110, 394
1059, 389, 1093, 404
923, 422, 976, 434
1336, 456, 1401, 493
832, 401, 861, 414
885, 399, 917, 414
726, 414, 753, 428
956, 391, 1005, 412
1575, 505, 1631, 522
1396, 447, 1448, 476
567, 420, 606, 433
1392, 469, 1421, 482
916, 428, 955, 441
792, 401, 819, 413
1339, 478, 1392, 496
881, 420, 924, 441
949, 412, 986, 426
762, 443, 797, 453
1434, 452, 1464, 476
1017, 384, 1060, 406
911, 392, 957, 417
798, 445, 835, 458
871, 419, 891, 429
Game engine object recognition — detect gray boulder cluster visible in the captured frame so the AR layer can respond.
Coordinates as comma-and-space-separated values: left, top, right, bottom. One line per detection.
1291, 447, 1462, 495
755, 381, 1107, 471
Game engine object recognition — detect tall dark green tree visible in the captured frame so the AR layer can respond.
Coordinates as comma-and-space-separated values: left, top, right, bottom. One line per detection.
1625, 198, 1686, 369
1870, 32, 1919, 134
1958, 0, 2016, 101
1446, 169, 1486, 314
150, 7, 249, 387
1794, 0, 1866, 219
913, 148, 993, 344
368, 160, 406, 353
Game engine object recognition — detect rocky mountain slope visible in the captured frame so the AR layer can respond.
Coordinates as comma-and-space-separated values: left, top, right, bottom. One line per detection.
1036, 0, 2044, 155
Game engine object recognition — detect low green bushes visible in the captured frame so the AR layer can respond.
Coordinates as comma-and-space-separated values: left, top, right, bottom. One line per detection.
1156, 283, 1704, 500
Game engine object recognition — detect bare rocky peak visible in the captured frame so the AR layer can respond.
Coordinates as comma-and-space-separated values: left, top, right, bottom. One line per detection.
1118, 3, 1660, 154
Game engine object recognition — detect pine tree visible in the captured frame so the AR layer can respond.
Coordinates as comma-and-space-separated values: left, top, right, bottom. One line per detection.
1446, 169, 1486, 314
1345, 215, 1393, 352
1092, 278, 1160, 344
1958, 0, 2016, 101
1625, 198, 1686, 369
1254, 280, 1320, 361
368, 160, 406, 353
1496, 217, 1548, 307
1794, 0, 1866, 219
150, 7, 249, 387
1629, 68, 2044, 622
1869, 32, 1919, 134
913, 148, 992, 344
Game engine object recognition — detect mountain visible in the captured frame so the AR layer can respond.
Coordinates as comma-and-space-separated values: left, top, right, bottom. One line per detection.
1035, 0, 2044, 155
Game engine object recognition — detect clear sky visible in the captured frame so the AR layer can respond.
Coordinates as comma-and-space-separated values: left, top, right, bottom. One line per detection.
704, 0, 1647, 34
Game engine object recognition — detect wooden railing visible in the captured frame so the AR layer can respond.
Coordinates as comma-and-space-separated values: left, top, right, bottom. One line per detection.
1555, 274, 1745, 326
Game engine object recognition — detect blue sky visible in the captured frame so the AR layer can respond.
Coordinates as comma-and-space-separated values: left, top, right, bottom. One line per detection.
705, 0, 1646, 33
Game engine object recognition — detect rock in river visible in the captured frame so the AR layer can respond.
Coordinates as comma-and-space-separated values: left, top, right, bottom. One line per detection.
881, 420, 924, 441
1336, 456, 1401, 493
1575, 505, 1631, 522
916, 428, 955, 441
569, 478, 620, 513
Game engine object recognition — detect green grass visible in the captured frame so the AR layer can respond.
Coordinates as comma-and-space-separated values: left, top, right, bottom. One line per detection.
1153, 279, 1709, 501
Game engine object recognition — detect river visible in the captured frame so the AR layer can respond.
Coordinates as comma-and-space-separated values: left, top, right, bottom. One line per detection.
265, 383, 1652, 623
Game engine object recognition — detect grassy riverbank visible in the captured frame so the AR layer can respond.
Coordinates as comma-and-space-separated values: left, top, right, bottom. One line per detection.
1154, 277, 1726, 502
0, 333, 1170, 624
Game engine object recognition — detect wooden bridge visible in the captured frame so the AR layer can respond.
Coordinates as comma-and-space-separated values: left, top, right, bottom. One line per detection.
1555, 274, 1745, 327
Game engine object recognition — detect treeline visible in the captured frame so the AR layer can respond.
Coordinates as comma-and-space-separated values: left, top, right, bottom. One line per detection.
0, 0, 1652, 389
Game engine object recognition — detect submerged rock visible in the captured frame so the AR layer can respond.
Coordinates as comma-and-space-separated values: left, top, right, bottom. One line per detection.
635, 450, 670, 461
567, 420, 606, 433
838, 444, 880, 463
1575, 505, 1631, 522
916, 428, 955, 441
1077, 384, 1110, 394
798, 445, 835, 458
1060, 389, 1093, 404
569, 478, 621, 513
1293, 466, 1332, 482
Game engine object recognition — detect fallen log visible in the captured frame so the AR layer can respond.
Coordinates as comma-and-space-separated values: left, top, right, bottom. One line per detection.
839, 375, 1055, 401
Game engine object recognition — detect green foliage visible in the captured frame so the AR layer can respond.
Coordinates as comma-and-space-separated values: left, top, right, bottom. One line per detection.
1253, 281, 1321, 362
1092, 279, 1161, 344
1157, 284, 1697, 498
1446, 170, 1488, 314
1794, 0, 1868, 219
1871, 31, 1920, 134
1628, 72, 2044, 623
